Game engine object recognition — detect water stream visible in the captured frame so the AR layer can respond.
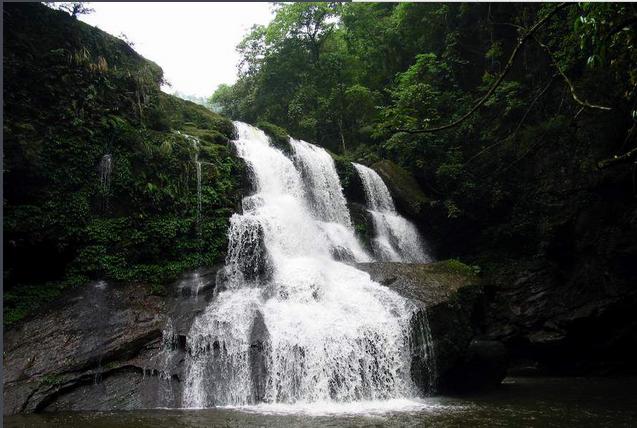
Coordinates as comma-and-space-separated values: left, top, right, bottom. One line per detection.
353, 163, 431, 263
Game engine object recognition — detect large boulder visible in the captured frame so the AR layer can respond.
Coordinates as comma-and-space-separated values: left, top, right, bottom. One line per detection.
483, 257, 637, 375
357, 260, 508, 394
2, 268, 219, 414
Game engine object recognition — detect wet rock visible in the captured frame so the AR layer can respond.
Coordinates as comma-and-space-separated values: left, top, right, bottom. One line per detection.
348, 201, 374, 253
483, 258, 637, 375
370, 160, 430, 220
357, 261, 507, 394
3, 269, 219, 415
225, 218, 272, 283
249, 311, 270, 403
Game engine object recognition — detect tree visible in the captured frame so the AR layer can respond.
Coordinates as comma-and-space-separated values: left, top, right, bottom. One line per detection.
48, 2, 94, 19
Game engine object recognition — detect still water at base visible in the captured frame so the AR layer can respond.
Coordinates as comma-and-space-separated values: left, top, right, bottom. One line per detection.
6, 377, 636, 427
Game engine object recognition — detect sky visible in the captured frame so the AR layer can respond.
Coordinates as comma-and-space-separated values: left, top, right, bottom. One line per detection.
79, 2, 275, 99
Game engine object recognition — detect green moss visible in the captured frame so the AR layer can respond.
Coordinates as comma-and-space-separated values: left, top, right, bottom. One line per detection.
160, 93, 235, 139
257, 121, 291, 153
148, 283, 168, 297
41, 374, 63, 386
181, 125, 228, 145
429, 259, 480, 277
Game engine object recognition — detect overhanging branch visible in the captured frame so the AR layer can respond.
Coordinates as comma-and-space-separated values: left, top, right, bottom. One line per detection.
533, 36, 612, 112
395, 2, 569, 135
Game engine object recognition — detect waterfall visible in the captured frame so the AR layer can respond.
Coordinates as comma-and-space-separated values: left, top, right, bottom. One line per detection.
289, 138, 370, 262
196, 160, 202, 231
353, 163, 431, 263
99, 154, 112, 192
182, 122, 430, 409
179, 131, 203, 233
98, 154, 112, 210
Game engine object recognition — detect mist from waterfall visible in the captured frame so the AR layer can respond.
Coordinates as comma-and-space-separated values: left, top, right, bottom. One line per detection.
182, 122, 429, 410
353, 163, 431, 263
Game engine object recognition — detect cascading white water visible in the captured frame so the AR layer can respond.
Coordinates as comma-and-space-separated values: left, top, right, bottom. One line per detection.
99, 154, 112, 192
99, 154, 112, 210
353, 163, 431, 263
289, 138, 351, 226
182, 132, 204, 232
182, 122, 427, 409
289, 138, 370, 262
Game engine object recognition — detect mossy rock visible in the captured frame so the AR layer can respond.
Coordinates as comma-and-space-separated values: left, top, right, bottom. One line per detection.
3, 3, 244, 326
356, 260, 480, 308
371, 159, 430, 219
159, 93, 235, 139
348, 202, 374, 252
181, 125, 228, 145
257, 121, 291, 153
332, 154, 366, 205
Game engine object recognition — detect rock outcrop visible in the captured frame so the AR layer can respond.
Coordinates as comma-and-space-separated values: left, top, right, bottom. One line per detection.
356, 261, 508, 394
2, 269, 218, 414
370, 160, 430, 220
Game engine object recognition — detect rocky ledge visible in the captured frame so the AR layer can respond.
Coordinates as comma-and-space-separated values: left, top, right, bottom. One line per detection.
357, 261, 508, 394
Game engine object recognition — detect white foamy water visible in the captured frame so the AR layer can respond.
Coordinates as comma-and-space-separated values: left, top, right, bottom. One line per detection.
290, 137, 370, 262
227, 398, 439, 416
181, 122, 430, 410
353, 163, 431, 263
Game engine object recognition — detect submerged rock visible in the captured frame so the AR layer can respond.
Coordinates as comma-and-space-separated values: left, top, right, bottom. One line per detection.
357, 261, 508, 394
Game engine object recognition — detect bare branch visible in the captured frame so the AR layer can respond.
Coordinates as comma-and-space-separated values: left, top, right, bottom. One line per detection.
462, 75, 557, 168
395, 3, 570, 135
533, 37, 612, 112
597, 146, 637, 169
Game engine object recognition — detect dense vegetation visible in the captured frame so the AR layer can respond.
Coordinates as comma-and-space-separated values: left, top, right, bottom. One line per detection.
3, 3, 245, 325
212, 3, 637, 274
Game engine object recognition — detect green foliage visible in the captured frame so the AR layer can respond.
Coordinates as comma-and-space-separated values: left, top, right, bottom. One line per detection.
3, 3, 243, 326
41, 374, 63, 386
211, 1, 635, 272
5, 2, 636, 328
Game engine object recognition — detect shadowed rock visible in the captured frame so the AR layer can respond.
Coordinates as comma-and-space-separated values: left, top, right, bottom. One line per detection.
2, 269, 219, 415
249, 311, 270, 403
357, 261, 508, 394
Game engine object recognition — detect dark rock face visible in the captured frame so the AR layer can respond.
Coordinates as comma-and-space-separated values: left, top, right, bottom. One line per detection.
249, 311, 270, 403
357, 261, 508, 394
440, 340, 508, 393
224, 218, 272, 284
369, 154, 637, 377
484, 259, 637, 375
2, 268, 219, 415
